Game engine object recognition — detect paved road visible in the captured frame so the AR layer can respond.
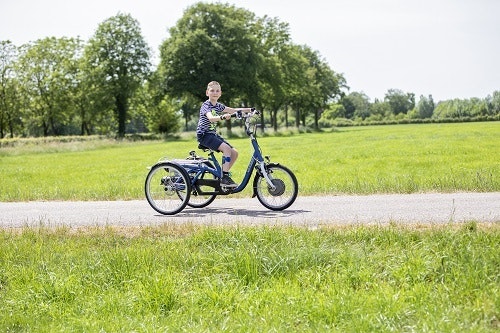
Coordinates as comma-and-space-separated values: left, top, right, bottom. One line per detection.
1, 192, 498, 229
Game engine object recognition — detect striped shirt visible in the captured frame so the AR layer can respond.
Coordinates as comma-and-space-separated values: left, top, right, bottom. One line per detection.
196, 100, 226, 135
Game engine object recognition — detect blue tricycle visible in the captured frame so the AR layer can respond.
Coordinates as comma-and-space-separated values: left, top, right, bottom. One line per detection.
145, 109, 298, 215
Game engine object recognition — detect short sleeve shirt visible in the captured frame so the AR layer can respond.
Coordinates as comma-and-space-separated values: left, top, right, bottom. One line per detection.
196, 100, 226, 135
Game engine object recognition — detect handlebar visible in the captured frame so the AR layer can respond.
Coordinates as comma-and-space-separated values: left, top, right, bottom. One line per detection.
230, 108, 260, 120
226, 108, 260, 136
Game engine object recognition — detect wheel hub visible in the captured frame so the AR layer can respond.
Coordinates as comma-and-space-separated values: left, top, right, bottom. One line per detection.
268, 179, 285, 196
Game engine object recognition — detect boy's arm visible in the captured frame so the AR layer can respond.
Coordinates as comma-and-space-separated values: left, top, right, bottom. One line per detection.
222, 107, 254, 115
204, 107, 255, 122
204, 110, 227, 122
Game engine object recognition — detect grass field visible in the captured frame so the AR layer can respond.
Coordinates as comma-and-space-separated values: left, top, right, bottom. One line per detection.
1, 224, 499, 332
1, 123, 499, 332
0, 122, 498, 201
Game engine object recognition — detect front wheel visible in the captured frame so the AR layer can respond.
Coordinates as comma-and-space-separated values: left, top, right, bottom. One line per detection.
254, 163, 298, 211
145, 162, 191, 215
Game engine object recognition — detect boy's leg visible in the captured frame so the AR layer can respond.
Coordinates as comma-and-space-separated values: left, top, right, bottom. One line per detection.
218, 143, 238, 187
199, 134, 236, 171
218, 143, 238, 172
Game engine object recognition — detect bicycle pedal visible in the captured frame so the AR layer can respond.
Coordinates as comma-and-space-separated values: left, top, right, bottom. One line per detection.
220, 184, 237, 192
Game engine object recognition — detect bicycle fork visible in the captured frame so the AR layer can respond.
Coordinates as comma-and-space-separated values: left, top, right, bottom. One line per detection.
256, 157, 277, 191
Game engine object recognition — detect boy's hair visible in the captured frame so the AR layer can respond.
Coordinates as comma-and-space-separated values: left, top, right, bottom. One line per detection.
207, 81, 221, 90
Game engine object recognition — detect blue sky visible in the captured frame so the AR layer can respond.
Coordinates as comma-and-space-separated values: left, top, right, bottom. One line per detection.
1, 0, 499, 102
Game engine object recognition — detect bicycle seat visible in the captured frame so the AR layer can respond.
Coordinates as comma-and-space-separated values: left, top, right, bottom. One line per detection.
198, 144, 213, 152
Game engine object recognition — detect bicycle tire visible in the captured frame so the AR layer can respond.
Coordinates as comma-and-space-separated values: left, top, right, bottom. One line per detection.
145, 162, 191, 215
254, 163, 298, 211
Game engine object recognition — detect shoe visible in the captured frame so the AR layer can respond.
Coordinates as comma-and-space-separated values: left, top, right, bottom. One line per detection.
220, 174, 238, 188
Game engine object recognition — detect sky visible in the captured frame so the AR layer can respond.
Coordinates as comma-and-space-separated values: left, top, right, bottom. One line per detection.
1, 0, 499, 102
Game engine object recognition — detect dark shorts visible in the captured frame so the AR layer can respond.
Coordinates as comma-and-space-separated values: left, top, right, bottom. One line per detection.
197, 132, 233, 151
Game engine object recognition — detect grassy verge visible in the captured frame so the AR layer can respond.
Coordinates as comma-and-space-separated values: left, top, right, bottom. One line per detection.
0, 224, 498, 332
0, 122, 498, 201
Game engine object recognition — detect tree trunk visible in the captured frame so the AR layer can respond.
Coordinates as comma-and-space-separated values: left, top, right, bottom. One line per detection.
116, 94, 127, 138
285, 104, 289, 128
272, 108, 278, 131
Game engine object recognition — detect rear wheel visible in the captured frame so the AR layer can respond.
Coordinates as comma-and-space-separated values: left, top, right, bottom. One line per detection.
254, 164, 298, 211
145, 162, 191, 215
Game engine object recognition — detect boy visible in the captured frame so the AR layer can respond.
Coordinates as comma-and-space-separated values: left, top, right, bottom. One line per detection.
196, 81, 254, 188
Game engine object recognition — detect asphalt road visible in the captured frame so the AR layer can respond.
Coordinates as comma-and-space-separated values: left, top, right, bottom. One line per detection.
1, 192, 499, 229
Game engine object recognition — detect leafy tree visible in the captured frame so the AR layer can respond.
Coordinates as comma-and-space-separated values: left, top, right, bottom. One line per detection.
416, 95, 435, 118
279, 44, 310, 127
159, 3, 259, 102
306, 48, 345, 129
433, 100, 454, 118
253, 16, 291, 130
370, 99, 391, 120
345, 92, 371, 120
16, 37, 82, 136
340, 95, 355, 119
384, 89, 415, 115
74, 51, 113, 135
286, 44, 343, 128
178, 95, 199, 131
84, 13, 151, 138
152, 97, 182, 134
158, 3, 262, 135
487, 91, 500, 115
319, 103, 345, 126
468, 97, 489, 117
0, 41, 22, 138
433, 98, 490, 119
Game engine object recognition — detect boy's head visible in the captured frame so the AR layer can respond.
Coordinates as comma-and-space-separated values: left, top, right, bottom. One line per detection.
207, 81, 221, 91
206, 81, 222, 99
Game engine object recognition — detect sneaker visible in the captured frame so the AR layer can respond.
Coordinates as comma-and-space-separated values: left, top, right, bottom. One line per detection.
220, 174, 238, 188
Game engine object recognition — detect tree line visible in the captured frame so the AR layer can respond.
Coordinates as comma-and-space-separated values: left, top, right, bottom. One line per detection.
321, 89, 500, 128
1, 2, 498, 139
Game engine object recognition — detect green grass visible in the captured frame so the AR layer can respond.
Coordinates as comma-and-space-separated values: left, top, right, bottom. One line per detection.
1, 123, 498, 332
0, 224, 498, 332
0, 122, 498, 201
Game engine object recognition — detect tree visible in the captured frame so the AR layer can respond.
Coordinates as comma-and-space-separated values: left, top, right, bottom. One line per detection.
305, 48, 345, 129
319, 103, 346, 126
370, 98, 391, 120
158, 3, 260, 134
85, 13, 151, 138
384, 89, 415, 116
286, 45, 329, 128
16, 37, 82, 136
0, 41, 22, 138
416, 95, 435, 118
253, 15, 291, 131
487, 91, 500, 115
178, 95, 199, 131
280, 44, 310, 127
278, 45, 345, 129
73, 49, 115, 135
345, 92, 371, 120
135, 83, 181, 134
340, 95, 355, 119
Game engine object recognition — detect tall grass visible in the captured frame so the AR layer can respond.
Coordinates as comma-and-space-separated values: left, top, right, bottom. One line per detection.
0, 122, 498, 201
0, 224, 498, 332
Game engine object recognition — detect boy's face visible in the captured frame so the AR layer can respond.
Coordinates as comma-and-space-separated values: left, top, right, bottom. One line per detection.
206, 85, 221, 100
